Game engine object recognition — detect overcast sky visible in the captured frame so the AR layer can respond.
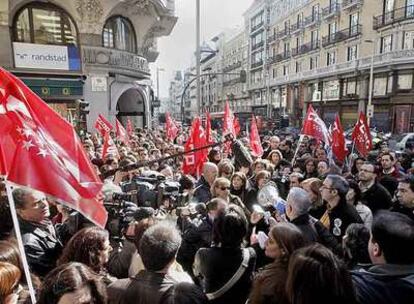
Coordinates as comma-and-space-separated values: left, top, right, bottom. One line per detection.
150, 0, 253, 98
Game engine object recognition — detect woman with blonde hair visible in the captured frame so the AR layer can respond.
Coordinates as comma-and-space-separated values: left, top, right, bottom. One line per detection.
0, 261, 21, 304
211, 177, 250, 217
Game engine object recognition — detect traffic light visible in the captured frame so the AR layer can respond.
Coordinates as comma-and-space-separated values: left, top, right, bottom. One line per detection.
78, 99, 90, 115
240, 70, 247, 83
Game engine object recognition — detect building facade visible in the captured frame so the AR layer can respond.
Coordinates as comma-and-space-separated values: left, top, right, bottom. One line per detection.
0, 0, 177, 131
244, 0, 414, 132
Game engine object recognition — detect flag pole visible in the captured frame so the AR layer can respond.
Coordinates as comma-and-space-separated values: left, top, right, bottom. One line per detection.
291, 134, 304, 167
4, 181, 37, 304
348, 142, 356, 171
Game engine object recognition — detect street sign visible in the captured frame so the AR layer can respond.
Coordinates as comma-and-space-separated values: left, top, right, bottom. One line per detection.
367, 105, 374, 118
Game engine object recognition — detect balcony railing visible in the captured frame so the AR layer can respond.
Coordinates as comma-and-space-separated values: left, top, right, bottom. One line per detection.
322, 3, 341, 19
292, 41, 320, 57
342, 0, 363, 10
290, 22, 303, 33
304, 13, 321, 27
223, 61, 242, 73
277, 51, 291, 61
251, 60, 263, 69
373, 5, 414, 30
252, 41, 264, 51
322, 25, 362, 47
268, 54, 282, 64
268, 33, 277, 43
251, 21, 264, 33
278, 28, 290, 39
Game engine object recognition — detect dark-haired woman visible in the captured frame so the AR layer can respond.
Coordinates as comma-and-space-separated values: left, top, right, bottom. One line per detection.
249, 223, 305, 304
303, 158, 318, 180
194, 205, 256, 304
286, 244, 357, 304
346, 180, 373, 228
342, 224, 371, 270
230, 172, 249, 205
37, 262, 107, 304
57, 227, 115, 285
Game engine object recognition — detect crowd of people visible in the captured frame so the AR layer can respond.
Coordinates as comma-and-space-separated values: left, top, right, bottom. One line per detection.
0, 124, 413, 304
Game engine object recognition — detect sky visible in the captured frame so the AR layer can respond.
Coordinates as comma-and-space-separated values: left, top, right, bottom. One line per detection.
150, 0, 253, 98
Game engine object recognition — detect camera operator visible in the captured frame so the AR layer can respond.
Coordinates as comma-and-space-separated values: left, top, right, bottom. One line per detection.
176, 198, 227, 280
107, 206, 155, 279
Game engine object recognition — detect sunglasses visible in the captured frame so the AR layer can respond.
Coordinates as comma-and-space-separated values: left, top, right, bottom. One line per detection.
218, 186, 230, 191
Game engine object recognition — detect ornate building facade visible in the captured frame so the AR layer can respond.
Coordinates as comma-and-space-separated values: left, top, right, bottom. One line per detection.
0, 0, 177, 130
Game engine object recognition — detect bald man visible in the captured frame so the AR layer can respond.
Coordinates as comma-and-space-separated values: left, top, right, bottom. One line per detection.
194, 162, 218, 203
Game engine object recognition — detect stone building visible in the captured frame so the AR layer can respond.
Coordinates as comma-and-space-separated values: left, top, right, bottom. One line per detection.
0, 0, 177, 130
244, 0, 414, 132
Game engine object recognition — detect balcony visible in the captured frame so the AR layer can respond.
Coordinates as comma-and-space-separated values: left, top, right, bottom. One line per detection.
304, 13, 321, 28
322, 3, 341, 20
268, 33, 277, 43
322, 25, 362, 47
251, 60, 263, 69
373, 5, 414, 30
290, 22, 304, 34
252, 41, 264, 51
251, 21, 264, 33
268, 54, 282, 64
276, 51, 291, 61
342, 0, 363, 10
278, 28, 290, 39
291, 41, 320, 57
223, 61, 242, 73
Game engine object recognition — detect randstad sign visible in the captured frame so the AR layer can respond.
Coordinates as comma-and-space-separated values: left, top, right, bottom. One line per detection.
13, 42, 81, 71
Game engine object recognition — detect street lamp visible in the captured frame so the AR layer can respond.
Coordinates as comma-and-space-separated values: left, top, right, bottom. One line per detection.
365, 39, 375, 126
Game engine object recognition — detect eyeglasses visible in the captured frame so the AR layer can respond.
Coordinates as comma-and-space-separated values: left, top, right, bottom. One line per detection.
218, 186, 230, 191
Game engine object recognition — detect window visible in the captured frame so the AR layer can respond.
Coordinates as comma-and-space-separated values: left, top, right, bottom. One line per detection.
398, 74, 413, 90
349, 12, 359, 35
13, 3, 78, 45
295, 61, 302, 73
403, 31, 414, 49
327, 51, 336, 66
284, 42, 290, 55
347, 45, 358, 61
328, 22, 337, 41
103, 16, 136, 53
272, 68, 277, 78
380, 35, 393, 53
373, 76, 387, 96
407, 0, 414, 17
312, 4, 320, 20
310, 56, 319, 70
311, 30, 319, 45
283, 65, 289, 75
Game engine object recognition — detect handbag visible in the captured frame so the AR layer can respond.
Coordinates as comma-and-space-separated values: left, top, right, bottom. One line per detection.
206, 248, 251, 300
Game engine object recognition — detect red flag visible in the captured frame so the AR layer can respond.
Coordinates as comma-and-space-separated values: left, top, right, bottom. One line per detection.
302, 104, 331, 144
223, 101, 235, 136
233, 117, 241, 137
182, 117, 208, 176
206, 111, 213, 144
250, 115, 264, 157
166, 112, 179, 141
127, 118, 134, 137
351, 112, 372, 157
115, 118, 129, 145
94, 114, 113, 137
331, 114, 348, 161
102, 132, 119, 160
0, 67, 107, 227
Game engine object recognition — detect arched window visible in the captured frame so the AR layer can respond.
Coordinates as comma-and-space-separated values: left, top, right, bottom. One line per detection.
13, 3, 78, 46
103, 16, 136, 53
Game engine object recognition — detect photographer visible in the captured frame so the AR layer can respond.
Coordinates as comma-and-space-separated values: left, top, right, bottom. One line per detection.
177, 198, 227, 280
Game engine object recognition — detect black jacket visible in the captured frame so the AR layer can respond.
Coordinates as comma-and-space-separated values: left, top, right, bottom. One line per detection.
352, 264, 414, 304
107, 270, 193, 304
289, 213, 340, 254
328, 199, 363, 243
390, 202, 414, 221
194, 176, 212, 204
177, 215, 213, 277
360, 182, 393, 214
18, 219, 62, 277
194, 247, 256, 304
